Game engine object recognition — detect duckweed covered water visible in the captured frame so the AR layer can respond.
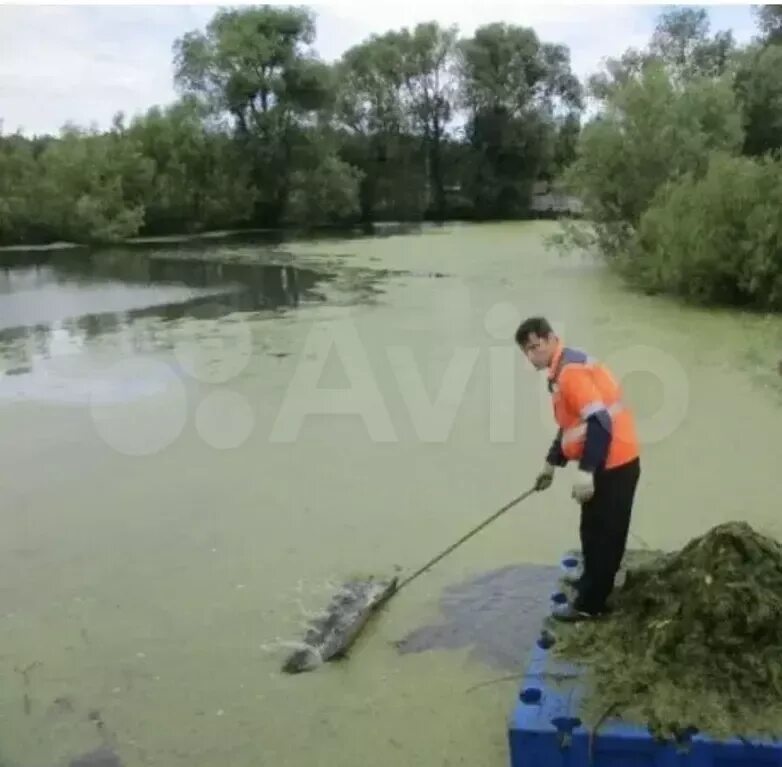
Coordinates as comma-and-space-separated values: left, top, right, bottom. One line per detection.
0, 222, 781, 766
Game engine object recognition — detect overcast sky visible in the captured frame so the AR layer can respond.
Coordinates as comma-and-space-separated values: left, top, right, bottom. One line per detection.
0, 3, 759, 137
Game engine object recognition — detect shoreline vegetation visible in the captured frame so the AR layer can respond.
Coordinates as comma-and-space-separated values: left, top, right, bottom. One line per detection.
2, 6, 782, 308
0, 221, 452, 259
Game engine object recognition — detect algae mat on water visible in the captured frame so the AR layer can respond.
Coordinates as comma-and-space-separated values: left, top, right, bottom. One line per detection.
553, 522, 782, 741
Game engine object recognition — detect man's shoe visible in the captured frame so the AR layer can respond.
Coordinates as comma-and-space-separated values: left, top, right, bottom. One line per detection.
551, 603, 596, 623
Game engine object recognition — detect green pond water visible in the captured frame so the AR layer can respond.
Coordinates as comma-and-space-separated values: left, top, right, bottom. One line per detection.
0, 221, 780, 767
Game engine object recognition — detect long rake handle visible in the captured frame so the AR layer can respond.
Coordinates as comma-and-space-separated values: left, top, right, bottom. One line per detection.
394, 486, 538, 595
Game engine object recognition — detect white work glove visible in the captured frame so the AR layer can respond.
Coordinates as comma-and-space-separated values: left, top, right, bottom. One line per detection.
534, 462, 556, 492
571, 470, 594, 503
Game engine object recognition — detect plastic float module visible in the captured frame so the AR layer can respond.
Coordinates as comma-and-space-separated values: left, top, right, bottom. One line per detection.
507, 554, 782, 767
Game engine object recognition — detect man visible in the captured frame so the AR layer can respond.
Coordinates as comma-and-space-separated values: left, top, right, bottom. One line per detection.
515, 317, 641, 622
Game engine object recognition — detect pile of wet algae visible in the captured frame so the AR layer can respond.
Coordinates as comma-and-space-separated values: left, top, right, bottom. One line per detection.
552, 522, 782, 741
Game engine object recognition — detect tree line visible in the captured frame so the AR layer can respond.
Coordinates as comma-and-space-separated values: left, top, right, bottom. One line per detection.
3, 5, 782, 311
0, 6, 581, 246
559, 4, 782, 310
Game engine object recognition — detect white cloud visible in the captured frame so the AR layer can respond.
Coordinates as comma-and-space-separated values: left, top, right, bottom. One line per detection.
0, 3, 758, 137
0, 4, 216, 135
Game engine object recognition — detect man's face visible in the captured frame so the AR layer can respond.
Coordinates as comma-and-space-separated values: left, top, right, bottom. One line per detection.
521, 332, 557, 371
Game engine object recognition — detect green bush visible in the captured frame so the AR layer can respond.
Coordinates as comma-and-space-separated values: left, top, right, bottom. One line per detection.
286, 153, 363, 227
566, 63, 743, 261
635, 152, 782, 308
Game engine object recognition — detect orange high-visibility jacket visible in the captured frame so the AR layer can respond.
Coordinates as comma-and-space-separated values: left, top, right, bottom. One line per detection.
546, 343, 639, 471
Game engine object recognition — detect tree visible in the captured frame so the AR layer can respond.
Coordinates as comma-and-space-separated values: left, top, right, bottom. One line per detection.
457, 23, 581, 218
127, 98, 254, 232
732, 6, 782, 158
173, 6, 335, 225
398, 22, 458, 219
551, 112, 581, 176
0, 132, 41, 244
754, 4, 782, 45
589, 8, 735, 101
636, 152, 782, 308
287, 153, 362, 226
734, 44, 782, 157
334, 33, 416, 220
649, 8, 735, 80
567, 63, 743, 261
34, 125, 154, 243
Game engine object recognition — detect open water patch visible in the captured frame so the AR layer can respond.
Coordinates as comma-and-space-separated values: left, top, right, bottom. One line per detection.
395, 563, 559, 671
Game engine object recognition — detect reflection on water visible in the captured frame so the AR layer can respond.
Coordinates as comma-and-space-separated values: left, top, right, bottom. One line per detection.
0, 249, 334, 369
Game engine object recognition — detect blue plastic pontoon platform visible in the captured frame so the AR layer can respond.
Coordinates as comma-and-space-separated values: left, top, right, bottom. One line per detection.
507, 554, 782, 767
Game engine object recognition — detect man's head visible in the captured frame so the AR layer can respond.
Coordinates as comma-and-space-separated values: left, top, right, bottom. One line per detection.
515, 316, 559, 370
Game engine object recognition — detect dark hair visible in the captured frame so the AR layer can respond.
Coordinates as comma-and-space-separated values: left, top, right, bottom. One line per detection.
515, 316, 554, 347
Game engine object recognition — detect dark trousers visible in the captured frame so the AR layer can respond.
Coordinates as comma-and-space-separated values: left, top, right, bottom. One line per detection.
574, 457, 641, 615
